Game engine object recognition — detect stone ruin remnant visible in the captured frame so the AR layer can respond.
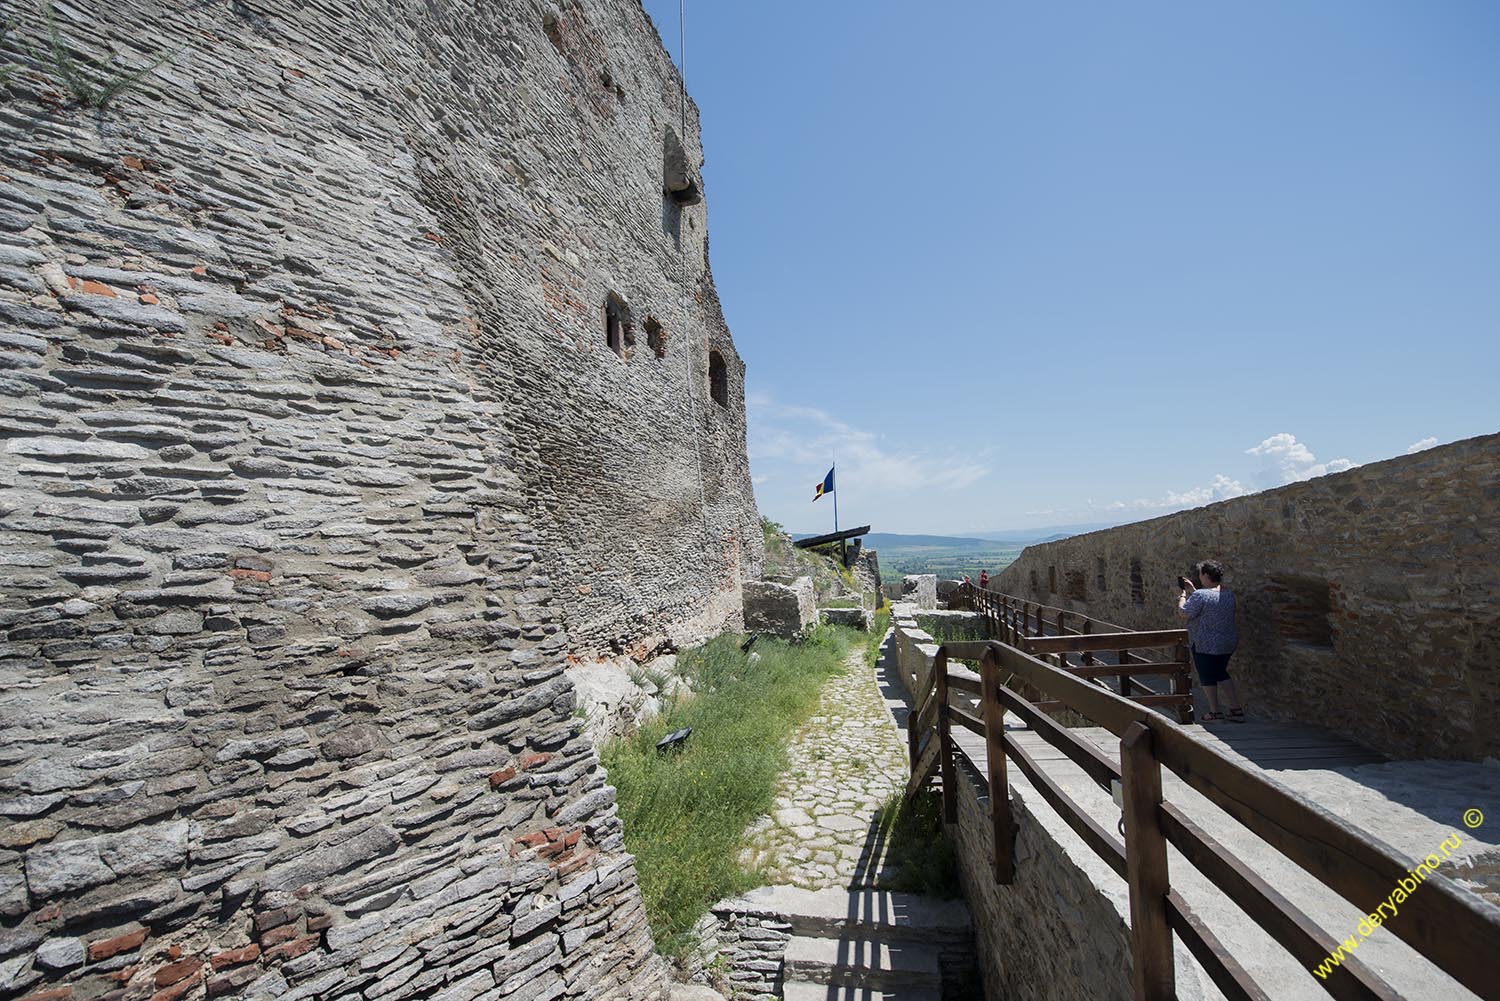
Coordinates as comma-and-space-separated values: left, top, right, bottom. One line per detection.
742, 578, 819, 641
902, 574, 940, 610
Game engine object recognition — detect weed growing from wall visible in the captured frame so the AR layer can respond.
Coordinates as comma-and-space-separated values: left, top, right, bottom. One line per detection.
27, 1, 184, 109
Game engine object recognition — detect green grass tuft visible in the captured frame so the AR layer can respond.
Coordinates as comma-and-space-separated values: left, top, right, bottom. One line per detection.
865, 608, 891, 668
872, 790, 962, 898
602, 627, 858, 958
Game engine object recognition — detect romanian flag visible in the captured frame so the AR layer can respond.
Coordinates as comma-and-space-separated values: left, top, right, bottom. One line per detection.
813, 467, 834, 502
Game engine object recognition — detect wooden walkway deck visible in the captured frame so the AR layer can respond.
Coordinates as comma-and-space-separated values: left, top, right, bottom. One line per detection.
941, 718, 1484, 1001
1184, 717, 1387, 769
890, 589, 1500, 1001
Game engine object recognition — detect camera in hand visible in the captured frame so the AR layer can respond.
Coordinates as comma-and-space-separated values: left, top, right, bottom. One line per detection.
1176, 575, 1190, 590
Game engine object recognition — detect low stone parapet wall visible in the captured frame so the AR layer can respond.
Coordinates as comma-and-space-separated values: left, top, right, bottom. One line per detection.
951, 752, 1136, 1001
818, 607, 871, 631
890, 603, 939, 701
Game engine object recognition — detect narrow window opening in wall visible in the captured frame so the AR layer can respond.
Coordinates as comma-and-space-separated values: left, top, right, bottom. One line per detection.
1096, 557, 1107, 593
708, 350, 728, 407
644, 316, 666, 358
1267, 575, 1335, 650
1063, 569, 1087, 602
1047, 565, 1057, 594
1029, 570, 1038, 593
605, 293, 633, 358
1129, 559, 1144, 605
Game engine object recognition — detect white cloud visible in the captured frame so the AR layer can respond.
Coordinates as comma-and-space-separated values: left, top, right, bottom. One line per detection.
1406, 436, 1438, 454
1022, 474, 1248, 522
1085, 474, 1249, 515
747, 395, 992, 505
1246, 432, 1356, 485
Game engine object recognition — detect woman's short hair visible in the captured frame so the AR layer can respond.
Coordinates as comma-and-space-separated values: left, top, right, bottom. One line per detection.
1196, 560, 1224, 583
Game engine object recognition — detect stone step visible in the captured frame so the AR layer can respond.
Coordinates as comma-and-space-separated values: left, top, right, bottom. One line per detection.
783, 935, 943, 992
783, 982, 941, 1001
720, 885, 971, 945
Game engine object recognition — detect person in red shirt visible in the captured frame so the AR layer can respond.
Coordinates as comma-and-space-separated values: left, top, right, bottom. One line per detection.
977, 570, 989, 591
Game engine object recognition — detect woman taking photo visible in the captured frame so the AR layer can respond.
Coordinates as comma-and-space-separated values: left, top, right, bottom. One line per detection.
1175, 560, 1243, 723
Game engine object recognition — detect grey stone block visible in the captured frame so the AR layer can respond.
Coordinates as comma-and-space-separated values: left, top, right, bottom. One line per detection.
743, 577, 818, 640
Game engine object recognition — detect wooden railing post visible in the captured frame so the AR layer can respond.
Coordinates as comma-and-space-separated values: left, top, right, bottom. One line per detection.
936, 648, 956, 823
1174, 641, 1193, 723
1055, 611, 1067, 669
1122, 722, 1174, 1001
1118, 648, 1132, 698
979, 646, 1014, 883
1081, 620, 1094, 667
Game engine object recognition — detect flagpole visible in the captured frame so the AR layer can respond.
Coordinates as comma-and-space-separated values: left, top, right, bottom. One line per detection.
832, 453, 843, 566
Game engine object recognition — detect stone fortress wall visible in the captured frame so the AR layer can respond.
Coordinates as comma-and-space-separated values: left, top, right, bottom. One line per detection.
991, 434, 1500, 761
0, 1, 759, 999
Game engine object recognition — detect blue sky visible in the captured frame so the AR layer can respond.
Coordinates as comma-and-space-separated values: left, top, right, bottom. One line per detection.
641, 0, 1500, 535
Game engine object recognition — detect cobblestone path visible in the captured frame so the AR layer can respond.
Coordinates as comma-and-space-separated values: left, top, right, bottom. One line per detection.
740, 640, 910, 889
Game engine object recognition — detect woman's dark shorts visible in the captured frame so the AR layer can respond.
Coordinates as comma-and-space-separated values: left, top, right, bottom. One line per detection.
1191, 647, 1233, 686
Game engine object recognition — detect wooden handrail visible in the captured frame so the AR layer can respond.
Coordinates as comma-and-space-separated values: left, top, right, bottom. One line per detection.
947, 583, 1191, 723
1032, 693, 1190, 713
952, 582, 1136, 633
907, 636, 1500, 1001
1165, 893, 1271, 1001
946, 671, 981, 696
1024, 630, 1187, 654
1159, 806, 1400, 1000
1067, 663, 1188, 680
994, 684, 1120, 792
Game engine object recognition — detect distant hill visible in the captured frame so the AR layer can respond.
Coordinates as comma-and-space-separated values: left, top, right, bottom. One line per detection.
780, 525, 1119, 578
781, 524, 1122, 580
961, 522, 1120, 541
790, 531, 1051, 548
822, 532, 1000, 550
781, 532, 1027, 581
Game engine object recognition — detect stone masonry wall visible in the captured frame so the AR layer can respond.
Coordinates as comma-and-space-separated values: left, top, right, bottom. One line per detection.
992, 434, 1500, 761
0, 1, 761, 999
951, 755, 1132, 1001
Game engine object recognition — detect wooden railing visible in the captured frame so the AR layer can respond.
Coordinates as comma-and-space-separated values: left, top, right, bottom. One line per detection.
907, 636, 1500, 1001
950, 583, 1194, 723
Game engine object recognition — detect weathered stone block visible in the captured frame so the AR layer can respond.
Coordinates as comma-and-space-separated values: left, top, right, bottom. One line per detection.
743, 577, 817, 640
901, 575, 938, 610
818, 607, 870, 631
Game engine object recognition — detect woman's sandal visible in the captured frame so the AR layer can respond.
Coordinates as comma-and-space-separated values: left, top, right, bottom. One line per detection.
1226, 708, 1246, 724
1201, 712, 1224, 723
